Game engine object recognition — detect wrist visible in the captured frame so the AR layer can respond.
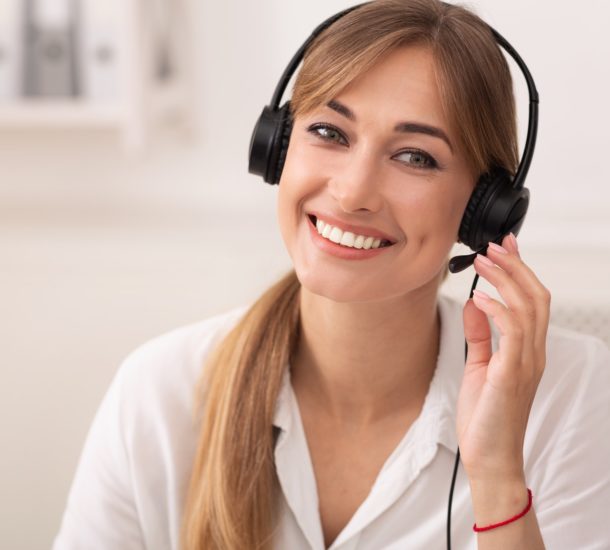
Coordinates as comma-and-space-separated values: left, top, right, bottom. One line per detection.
469, 477, 529, 528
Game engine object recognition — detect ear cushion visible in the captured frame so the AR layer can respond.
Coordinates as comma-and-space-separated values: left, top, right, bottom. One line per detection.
248, 102, 293, 184
459, 173, 494, 249
459, 167, 512, 250
272, 102, 293, 184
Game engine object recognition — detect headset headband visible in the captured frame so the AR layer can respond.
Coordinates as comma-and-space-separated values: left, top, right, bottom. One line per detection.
267, 1, 539, 190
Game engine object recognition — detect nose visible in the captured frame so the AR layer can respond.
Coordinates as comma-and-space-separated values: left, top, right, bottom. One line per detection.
328, 148, 384, 214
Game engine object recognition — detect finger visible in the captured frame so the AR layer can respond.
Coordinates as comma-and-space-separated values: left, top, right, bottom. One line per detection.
473, 254, 536, 351
471, 289, 524, 390
487, 239, 550, 307
503, 232, 520, 257
485, 240, 551, 352
463, 298, 492, 369
500, 233, 551, 356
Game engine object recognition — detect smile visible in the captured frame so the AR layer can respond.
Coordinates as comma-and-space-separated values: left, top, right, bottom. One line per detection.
309, 216, 392, 250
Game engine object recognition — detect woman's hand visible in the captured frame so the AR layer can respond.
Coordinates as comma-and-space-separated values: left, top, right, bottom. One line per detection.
456, 233, 551, 487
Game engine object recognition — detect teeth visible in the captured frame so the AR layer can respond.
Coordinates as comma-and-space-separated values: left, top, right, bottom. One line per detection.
340, 231, 355, 247
313, 217, 390, 250
329, 227, 342, 244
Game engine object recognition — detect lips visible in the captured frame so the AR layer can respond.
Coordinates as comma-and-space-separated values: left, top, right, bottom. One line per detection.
307, 215, 393, 250
307, 213, 397, 245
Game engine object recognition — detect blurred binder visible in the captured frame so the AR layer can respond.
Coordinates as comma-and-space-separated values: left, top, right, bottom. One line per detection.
80, 1, 120, 102
22, 0, 81, 97
0, 0, 22, 100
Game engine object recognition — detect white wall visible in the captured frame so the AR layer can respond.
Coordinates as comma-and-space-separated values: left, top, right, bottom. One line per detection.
1, 1, 609, 548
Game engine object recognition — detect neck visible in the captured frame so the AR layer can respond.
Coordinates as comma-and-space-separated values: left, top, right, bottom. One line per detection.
291, 282, 441, 429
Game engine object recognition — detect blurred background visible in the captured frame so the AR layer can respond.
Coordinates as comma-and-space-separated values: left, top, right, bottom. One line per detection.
0, 0, 608, 547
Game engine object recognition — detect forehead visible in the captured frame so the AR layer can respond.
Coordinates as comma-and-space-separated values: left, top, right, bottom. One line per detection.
332, 44, 449, 131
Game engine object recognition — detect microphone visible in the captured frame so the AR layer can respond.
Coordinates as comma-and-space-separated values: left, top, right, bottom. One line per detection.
448, 245, 488, 274
448, 251, 478, 274
448, 237, 508, 274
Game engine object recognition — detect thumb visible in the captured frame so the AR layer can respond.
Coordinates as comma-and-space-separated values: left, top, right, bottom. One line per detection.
463, 298, 492, 371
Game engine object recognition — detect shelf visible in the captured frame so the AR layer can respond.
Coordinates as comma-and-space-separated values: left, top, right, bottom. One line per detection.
0, 100, 124, 128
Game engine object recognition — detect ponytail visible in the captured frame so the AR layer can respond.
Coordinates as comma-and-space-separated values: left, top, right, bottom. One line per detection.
181, 270, 301, 550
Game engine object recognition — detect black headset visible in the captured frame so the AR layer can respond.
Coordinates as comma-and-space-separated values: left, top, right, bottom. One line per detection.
248, 2, 539, 274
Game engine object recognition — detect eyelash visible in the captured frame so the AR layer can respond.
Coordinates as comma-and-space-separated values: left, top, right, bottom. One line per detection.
306, 122, 439, 171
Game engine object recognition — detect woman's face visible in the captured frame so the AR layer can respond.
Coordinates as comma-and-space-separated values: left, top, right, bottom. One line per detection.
277, 45, 475, 303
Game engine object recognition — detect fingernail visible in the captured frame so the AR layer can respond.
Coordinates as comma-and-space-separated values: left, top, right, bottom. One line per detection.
509, 232, 519, 254
475, 253, 494, 267
487, 242, 508, 255
473, 289, 491, 301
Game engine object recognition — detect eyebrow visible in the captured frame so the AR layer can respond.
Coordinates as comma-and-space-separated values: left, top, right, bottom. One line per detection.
326, 99, 454, 153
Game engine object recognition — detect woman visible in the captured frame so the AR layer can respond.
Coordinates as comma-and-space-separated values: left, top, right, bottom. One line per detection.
54, 1, 610, 549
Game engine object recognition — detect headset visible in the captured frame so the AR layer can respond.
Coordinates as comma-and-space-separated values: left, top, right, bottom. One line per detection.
248, 2, 539, 548
249, 1, 539, 273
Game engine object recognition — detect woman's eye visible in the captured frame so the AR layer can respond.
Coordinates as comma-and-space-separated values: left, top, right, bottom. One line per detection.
305, 126, 438, 170
393, 150, 438, 170
307, 124, 348, 145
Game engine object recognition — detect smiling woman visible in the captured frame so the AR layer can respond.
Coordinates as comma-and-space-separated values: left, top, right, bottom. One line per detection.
52, 2, 610, 550
278, 44, 475, 303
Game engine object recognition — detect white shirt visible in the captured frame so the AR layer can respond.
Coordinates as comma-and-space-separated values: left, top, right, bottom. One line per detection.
53, 295, 610, 550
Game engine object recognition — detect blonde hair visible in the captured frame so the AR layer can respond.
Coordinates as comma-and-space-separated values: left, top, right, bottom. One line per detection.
181, 1, 519, 548
291, 0, 518, 177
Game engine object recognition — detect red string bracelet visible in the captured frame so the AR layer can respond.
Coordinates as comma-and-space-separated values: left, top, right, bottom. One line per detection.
473, 488, 533, 533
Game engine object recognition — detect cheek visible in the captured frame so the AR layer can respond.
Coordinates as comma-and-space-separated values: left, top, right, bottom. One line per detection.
276, 178, 298, 260
430, 192, 469, 238
390, 182, 469, 245
276, 140, 317, 253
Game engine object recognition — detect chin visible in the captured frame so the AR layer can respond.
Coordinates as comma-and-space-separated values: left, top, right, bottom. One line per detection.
303, 282, 384, 303
295, 266, 404, 304
294, 259, 447, 304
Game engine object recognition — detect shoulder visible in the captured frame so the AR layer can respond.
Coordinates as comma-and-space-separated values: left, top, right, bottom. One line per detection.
106, 305, 251, 523
526, 324, 610, 503
530, 323, 610, 444
525, 327, 610, 543
117, 304, 249, 397
53, 305, 251, 549
539, 324, 609, 406
103, 303, 251, 451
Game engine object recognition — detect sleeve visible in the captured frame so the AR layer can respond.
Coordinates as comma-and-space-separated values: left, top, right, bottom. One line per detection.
52, 357, 145, 550
534, 337, 610, 549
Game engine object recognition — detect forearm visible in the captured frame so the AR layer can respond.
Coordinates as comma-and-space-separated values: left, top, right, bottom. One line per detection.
470, 478, 545, 550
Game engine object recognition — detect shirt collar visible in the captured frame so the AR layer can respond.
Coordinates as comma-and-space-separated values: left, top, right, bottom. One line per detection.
273, 365, 293, 437
431, 294, 465, 452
